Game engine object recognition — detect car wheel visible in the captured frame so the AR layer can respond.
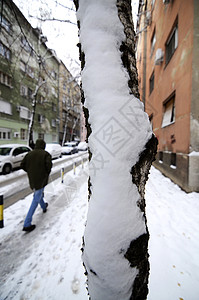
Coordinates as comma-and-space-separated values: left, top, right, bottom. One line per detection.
3, 164, 12, 174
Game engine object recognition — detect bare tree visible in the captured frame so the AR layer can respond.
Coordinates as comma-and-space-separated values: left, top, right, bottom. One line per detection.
74, 0, 158, 299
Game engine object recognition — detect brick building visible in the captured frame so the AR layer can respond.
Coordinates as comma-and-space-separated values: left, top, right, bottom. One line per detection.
136, 0, 199, 192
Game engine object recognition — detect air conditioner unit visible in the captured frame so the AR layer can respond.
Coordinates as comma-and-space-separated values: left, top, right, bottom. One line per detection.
163, 0, 170, 4
14, 132, 20, 138
155, 48, 164, 65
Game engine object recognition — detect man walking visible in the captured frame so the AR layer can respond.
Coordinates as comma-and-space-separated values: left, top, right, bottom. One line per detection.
21, 139, 52, 232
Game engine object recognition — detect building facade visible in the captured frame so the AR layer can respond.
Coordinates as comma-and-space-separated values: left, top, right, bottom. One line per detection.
59, 61, 81, 145
136, 0, 199, 192
0, 0, 82, 147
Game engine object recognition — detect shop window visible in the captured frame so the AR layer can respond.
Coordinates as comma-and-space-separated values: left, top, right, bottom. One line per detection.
162, 95, 175, 127
165, 22, 178, 65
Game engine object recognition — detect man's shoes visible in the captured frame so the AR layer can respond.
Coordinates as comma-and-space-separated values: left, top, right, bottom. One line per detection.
43, 202, 48, 213
23, 224, 36, 232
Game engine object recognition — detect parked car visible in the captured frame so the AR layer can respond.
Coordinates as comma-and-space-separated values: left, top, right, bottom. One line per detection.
45, 143, 62, 159
62, 142, 78, 155
77, 142, 88, 151
0, 144, 32, 174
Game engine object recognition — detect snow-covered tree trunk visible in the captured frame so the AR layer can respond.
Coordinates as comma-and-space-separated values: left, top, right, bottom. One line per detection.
74, 0, 158, 299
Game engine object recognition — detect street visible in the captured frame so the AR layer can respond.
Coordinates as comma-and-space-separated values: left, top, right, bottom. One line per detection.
0, 152, 88, 208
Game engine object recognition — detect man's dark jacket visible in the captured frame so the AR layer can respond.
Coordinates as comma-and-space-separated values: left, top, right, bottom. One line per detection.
21, 139, 52, 190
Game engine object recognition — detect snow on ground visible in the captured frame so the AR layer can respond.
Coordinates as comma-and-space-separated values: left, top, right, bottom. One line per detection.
0, 165, 199, 300
146, 167, 199, 300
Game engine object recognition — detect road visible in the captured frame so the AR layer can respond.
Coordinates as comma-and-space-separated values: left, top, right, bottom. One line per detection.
0, 152, 88, 209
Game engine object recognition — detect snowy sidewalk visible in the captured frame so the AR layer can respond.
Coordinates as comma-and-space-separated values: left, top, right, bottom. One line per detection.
146, 167, 199, 300
0, 165, 199, 300
0, 164, 89, 300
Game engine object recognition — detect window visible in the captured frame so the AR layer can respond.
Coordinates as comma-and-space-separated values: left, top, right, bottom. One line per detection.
38, 133, 44, 139
0, 128, 11, 140
19, 106, 31, 120
162, 95, 175, 127
51, 119, 56, 127
159, 151, 163, 162
21, 36, 33, 54
28, 87, 33, 98
0, 99, 12, 115
171, 153, 176, 167
0, 71, 12, 87
27, 66, 34, 78
166, 23, 178, 65
38, 114, 45, 124
51, 86, 57, 96
151, 30, 156, 56
149, 71, 154, 94
0, 41, 11, 60
51, 70, 57, 80
20, 60, 26, 72
52, 135, 57, 142
62, 95, 66, 104
52, 102, 57, 112
1, 16, 11, 32
20, 85, 27, 96
20, 129, 27, 140
38, 95, 44, 104
149, 114, 153, 129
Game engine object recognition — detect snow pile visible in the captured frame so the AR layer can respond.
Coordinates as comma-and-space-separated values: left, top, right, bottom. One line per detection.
77, 0, 152, 299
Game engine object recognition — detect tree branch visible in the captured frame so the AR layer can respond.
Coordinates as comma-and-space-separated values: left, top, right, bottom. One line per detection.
29, 15, 76, 25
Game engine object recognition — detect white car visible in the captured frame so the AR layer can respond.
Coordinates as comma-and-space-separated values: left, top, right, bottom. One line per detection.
45, 143, 62, 159
62, 142, 78, 155
0, 144, 32, 174
77, 142, 88, 151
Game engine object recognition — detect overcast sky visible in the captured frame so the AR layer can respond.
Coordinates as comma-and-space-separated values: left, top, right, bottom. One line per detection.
13, 0, 139, 76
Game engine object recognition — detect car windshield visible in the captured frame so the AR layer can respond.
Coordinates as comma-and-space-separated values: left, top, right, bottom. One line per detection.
0, 147, 12, 156
65, 144, 75, 148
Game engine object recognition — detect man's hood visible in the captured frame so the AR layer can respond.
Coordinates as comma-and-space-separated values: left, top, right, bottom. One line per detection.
35, 139, 46, 150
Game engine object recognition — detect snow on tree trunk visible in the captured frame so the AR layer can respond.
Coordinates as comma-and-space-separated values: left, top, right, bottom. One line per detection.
74, 0, 158, 299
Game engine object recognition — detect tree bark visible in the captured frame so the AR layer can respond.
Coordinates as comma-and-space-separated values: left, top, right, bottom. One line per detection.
74, 0, 158, 299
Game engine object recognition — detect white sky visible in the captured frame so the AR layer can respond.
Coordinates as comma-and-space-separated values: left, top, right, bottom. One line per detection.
13, 0, 139, 76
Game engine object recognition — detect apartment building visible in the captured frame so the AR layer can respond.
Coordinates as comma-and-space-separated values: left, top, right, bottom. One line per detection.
59, 61, 81, 145
136, 0, 199, 192
0, 0, 82, 146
